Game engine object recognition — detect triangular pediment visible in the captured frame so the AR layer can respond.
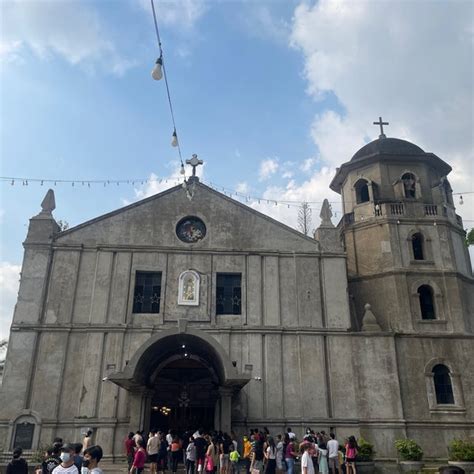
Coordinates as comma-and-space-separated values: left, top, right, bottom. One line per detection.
56, 182, 319, 252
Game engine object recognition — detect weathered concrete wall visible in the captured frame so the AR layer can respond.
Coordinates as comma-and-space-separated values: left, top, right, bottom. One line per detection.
56, 184, 319, 252
1, 182, 473, 463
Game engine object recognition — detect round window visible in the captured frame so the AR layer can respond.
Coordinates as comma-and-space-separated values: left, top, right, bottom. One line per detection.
176, 216, 207, 243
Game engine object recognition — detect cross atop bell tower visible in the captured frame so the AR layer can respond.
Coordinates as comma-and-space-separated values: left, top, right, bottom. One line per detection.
373, 116, 389, 139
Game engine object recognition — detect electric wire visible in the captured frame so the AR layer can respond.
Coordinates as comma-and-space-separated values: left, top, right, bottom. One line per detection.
150, 0, 184, 167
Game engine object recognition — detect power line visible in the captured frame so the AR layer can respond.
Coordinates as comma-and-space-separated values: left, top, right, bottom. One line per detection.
150, 0, 184, 167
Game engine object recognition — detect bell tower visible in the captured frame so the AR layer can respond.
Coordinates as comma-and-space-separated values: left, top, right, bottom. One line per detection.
330, 123, 473, 334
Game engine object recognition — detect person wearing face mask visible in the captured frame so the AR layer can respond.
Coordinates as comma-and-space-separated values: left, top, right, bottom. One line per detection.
81, 445, 103, 474
52, 444, 79, 474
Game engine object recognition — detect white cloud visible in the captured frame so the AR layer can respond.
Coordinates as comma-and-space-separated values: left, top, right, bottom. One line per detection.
289, 0, 474, 226
0, 0, 136, 75
249, 166, 342, 233
236, 182, 249, 194
0, 262, 21, 341
238, 4, 291, 45
300, 157, 317, 173
259, 158, 279, 181
136, 0, 207, 30
122, 161, 204, 204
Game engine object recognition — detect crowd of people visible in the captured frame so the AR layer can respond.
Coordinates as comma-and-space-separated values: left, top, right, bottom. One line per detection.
124, 427, 360, 474
6, 430, 104, 474
6, 426, 359, 474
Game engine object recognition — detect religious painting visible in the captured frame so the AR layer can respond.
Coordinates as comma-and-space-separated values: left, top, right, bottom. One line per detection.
178, 270, 200, 306
176, 216, 207, 243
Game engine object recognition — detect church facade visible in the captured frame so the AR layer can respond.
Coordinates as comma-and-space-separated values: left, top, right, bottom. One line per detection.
0, 135, 473, 464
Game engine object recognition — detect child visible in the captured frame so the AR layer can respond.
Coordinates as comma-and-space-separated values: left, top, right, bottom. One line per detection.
186, 436, 196, 474
229, 445, 240, 474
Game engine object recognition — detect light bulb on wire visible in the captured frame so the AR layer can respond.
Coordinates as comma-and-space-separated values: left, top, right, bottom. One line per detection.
151, 56, 163, 80
171, 130, 179, 147
180, 164, 185, 175
459, 195, 464, 205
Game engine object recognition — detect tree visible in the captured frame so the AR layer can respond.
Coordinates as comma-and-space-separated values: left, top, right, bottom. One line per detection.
298, 202, 312, 236
466, 228, 474, 246
57, 220, 69, 231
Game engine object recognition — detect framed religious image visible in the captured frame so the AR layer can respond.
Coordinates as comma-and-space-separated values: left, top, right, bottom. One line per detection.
178, 270, 200, 306
176, 216, 207, 243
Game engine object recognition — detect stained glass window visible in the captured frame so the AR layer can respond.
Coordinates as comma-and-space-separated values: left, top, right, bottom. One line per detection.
216, 273, 242, 315
133, 272, 162, 313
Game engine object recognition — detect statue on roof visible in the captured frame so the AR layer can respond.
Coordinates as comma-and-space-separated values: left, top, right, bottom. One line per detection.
320, 198, 334, 227
40, 189, 56, 215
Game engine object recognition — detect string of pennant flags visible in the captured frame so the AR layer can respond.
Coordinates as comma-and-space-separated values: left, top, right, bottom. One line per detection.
0, 174, 339, 213
1, 175, 472, 222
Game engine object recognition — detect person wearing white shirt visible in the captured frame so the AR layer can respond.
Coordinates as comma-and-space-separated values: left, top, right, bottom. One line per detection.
327, 434, 339, 474
301, 444, 315, 474
52, 444, 79, 474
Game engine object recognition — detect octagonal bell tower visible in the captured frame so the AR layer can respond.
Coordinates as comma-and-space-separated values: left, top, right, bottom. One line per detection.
330, 128, 473, 334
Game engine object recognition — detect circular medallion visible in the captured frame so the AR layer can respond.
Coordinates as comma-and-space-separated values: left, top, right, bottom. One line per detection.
176, 216, 207, 243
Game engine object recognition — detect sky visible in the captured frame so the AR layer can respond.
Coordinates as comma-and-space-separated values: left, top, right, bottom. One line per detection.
0, 0, 473, 340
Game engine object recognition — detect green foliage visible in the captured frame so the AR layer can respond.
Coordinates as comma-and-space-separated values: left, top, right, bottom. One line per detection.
57, 220, 69, 232
466, 228, 474, 246
394, 439, 423, 461
356, 437, 375, 462
448, 439, 474, 462
29, 445, 47, 465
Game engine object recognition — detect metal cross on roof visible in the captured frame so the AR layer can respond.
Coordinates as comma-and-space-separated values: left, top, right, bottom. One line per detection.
186, 154, 203, 180
373, 116, 389, 139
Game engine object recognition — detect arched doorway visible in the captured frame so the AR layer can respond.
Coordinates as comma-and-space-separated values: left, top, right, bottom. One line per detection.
108, 323, 250, 434
149, 355, 218, 432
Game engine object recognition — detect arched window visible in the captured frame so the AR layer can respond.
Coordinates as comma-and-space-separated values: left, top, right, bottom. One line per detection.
355, 179, 370, 204
401, 172, 417, 198
412, 233, 424, 260
432, 364, 454, 404
418, 285, 435, 320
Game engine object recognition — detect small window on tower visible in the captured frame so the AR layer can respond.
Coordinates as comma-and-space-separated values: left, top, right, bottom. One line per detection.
412, 233, 424, 260
432, 364, 454, 404
216, 273, 242, 315
355, 179, 370, 204
418, 285, 435, 320
133, 271, 162, 313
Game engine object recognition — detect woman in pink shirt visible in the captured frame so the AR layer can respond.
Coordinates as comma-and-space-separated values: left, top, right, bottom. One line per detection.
130, 438, 147, 474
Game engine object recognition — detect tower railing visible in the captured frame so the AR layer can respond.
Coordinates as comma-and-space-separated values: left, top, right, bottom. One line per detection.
343, 200, 463, 228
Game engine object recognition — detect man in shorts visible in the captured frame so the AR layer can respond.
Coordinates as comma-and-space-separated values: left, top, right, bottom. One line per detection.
327, 434, 340, 474
148, 429, 160, 474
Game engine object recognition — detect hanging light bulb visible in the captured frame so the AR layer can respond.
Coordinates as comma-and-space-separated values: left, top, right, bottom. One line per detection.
459, 195, 464, 205
151, 56, 163, 80
171, 130, 179, 147
180, 163, 185, 175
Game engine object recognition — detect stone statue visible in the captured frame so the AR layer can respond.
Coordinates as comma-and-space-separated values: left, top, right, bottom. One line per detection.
319, 199, 334, 227
40, 189, 56, 214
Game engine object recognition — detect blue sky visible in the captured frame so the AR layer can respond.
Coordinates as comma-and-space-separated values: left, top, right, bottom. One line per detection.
0, 0, 473, 339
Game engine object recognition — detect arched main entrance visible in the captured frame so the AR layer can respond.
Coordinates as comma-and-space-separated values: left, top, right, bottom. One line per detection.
149, 355, 218, 432
108, 322, 250, 434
